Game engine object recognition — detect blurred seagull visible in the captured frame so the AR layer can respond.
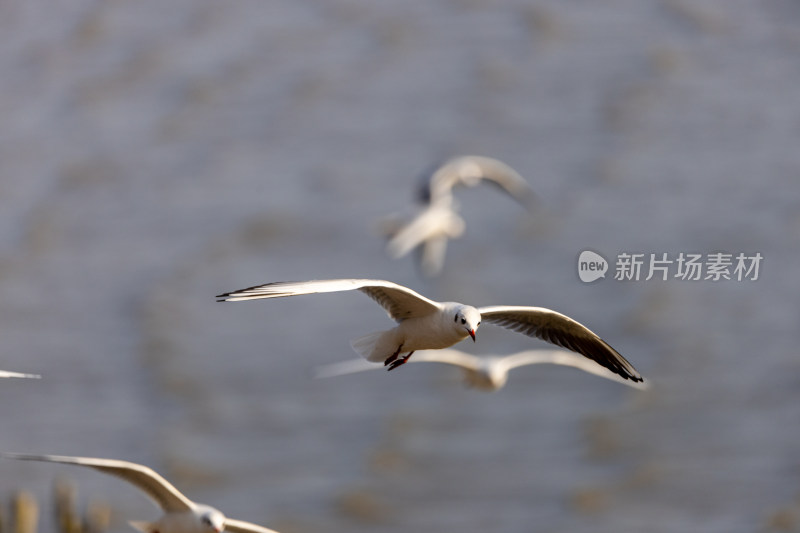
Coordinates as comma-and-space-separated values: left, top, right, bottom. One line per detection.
315, 349, 650, 392
1, 453, 280, 533
381, 156, 538, 276
0, 369, 40, 379
419, 155, 538, 207
216, 279, 643, 383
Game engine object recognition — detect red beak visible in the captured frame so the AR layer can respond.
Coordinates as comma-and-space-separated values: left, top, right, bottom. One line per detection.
468, 329, 476, 342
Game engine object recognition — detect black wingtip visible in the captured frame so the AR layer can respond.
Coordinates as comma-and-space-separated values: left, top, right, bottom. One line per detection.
619, 366, 644, 383
216, 290, 237, 300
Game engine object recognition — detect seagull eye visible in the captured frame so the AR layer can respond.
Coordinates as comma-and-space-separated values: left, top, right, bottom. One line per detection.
461, 318, 466, 325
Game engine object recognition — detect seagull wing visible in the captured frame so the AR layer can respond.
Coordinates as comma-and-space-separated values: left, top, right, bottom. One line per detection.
0, 370, 40, 379
407, 349, 483, 370
224, 518, 281, 533
315, 349, 482, 378
418, 235, 451, 277
386, 210, 446, 259
1, 453, 195, 512
461, 156, 538, 208
477, 306, 643, 383
217, 279, 441, 321
313, 358, 378, 379
498, 350, 648, 390
386, 205, 462, 259
428, 156, 538, 208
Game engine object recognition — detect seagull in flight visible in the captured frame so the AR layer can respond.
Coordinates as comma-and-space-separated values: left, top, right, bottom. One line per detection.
1, 453, 280, 533
216, 279, 643, 383
315, 348, 650, 391
381, 156, 538, 276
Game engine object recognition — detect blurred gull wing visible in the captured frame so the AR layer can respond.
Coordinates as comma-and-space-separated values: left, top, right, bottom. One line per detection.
313, 358, 377, 379
385, 201, 465, 259
314, 349, 482, 378
223, 518, 281, 533
217, 279, 441, 321
385, 199, 465, 277
404, 349, 483, 370
498, 349, 649, 390
417, 235, 449, 277
426, 156, 538, 208
0, 370, 41, 379
478, 306, 643, 383
1, 453, 195, 513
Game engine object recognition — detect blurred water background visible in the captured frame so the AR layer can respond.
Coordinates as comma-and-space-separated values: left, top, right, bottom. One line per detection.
0, 1, 798, 532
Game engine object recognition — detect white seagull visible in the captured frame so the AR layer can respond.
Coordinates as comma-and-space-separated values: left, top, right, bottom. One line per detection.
382, 156, 537, 276
0, 369, 40, 379
315, 349, 650, 391
216, 279, 643, 383
1, 453, 280, 533
419, 155, 538, 207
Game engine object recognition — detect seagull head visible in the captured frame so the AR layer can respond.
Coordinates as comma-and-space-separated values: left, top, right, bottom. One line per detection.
453, 305, 481, 341
464, 360, 508, 391
198, 507, 226, 533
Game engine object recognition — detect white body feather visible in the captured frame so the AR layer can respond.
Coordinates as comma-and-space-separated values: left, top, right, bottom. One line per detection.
350, 303, 473, 361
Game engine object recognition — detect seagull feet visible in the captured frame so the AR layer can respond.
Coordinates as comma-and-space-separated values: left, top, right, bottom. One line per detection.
384, 344, 404, 367
387, 351, 415, 371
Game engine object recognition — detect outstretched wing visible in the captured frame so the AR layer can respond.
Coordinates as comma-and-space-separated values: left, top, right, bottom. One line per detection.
499, 350, 648, 389
217, 279, 441, 321
0, 370, 40, 379
1, 453, 195, 512
313, 358, 378, 379
224, 518, 282, 533
386, 204, 463, 259
478, 306, 643, 383
406, 349, 483, 370
314, 349, 482, 379
426, 156, 538, 208
418, 235, 449, 277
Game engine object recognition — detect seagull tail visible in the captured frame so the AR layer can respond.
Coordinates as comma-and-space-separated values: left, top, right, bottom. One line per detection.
350, 331, 391, 363
129, 521, 154, 533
